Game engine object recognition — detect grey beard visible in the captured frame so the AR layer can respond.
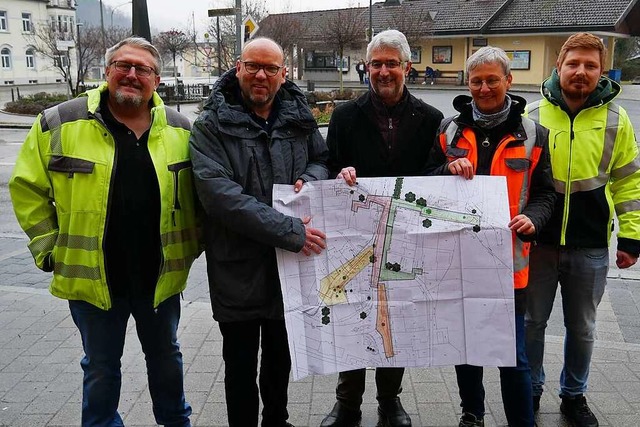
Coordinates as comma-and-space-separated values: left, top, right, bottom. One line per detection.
114, 89, 143, 107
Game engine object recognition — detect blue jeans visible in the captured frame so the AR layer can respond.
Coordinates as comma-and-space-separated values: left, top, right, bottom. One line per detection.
525, 244, 608, 398
69, 294, 191, 427
456, 314, 533, 427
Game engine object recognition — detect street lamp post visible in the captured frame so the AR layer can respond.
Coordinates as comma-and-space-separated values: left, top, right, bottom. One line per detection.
76, 22, 84, 93
111, 1, 133, 27
369, 0, 373, 41
99, 0, 106, 51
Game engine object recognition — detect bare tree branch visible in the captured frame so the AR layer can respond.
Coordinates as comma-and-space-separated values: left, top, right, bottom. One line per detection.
317, 9, 367, 92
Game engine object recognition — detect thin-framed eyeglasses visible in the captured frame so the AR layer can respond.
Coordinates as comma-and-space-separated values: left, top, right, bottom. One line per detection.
110, 61, 156, 77
468, 75, 507, 90
240, 60, 283, 77
368, 60, 404, 70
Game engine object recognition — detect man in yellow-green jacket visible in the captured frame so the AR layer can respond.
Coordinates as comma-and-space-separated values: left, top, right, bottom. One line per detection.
525, 33, 640, 427
9, 37, 199, 427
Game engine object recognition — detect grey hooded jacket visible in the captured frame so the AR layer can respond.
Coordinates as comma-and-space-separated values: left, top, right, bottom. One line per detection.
189, 69, 329, 322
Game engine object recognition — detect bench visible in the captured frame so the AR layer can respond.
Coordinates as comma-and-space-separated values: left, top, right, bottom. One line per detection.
408, 69, 464, 85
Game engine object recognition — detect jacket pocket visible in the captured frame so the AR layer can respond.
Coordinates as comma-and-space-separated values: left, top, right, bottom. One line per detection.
48, 155, 95, 176
446, 146, 468, 158
504, 158, 531, 172
168, 160, 192, 211
48, 156, 106, 213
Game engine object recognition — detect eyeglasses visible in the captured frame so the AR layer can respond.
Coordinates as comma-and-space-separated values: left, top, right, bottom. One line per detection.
240, 61, 283, 77
368, 60, 403, 70
110, 61, 156, 77
468, 76, 506, 90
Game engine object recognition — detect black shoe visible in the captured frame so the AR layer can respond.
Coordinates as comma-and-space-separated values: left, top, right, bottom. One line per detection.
320, 401, 362, 427
533, 395, 541, 413
560, 395, 599, 427
458, 412, 484, 427
377, 397, 411, 427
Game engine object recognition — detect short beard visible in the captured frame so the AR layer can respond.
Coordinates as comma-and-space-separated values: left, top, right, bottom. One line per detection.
114, 89, 143, 107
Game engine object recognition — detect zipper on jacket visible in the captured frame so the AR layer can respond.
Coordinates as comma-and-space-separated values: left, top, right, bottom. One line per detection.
289, 141, 295, 184
170, 170, 181, 226
560, 116, 576, 246
251, 146, 267, 196
93, 115, 116, 309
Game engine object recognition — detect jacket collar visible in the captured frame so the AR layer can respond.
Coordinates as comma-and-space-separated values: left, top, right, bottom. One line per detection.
204, 68, 317, 131
541, 68, 620, 113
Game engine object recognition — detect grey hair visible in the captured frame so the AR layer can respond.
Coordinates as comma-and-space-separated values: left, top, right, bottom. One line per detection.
366, 30, 411, 62
105, 37, 162, 74
465, 46, 511, 76
242, 37, 285, 63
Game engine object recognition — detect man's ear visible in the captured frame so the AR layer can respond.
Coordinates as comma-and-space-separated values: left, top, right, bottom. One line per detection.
404, 61, 412, 75
280, 66, 287, 83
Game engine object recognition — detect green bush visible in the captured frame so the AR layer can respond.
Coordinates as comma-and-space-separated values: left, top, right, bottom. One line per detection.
4, 92, 68, 115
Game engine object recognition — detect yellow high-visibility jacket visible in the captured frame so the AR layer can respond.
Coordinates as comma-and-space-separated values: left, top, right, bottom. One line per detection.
9, 84, 200, 309
525, 75, 640, 255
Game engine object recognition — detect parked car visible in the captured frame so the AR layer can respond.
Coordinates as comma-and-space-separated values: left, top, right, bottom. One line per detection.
633, 76, 640, 85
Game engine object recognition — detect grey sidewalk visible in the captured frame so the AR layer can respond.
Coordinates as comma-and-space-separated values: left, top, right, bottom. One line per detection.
1, 240, 640, 426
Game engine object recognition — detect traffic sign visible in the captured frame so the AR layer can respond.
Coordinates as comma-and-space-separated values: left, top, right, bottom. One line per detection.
208, 7, 237, 17
242, 15, 258, 36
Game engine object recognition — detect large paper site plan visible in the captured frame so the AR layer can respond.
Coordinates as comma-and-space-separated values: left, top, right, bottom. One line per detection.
274, 176, 516, 380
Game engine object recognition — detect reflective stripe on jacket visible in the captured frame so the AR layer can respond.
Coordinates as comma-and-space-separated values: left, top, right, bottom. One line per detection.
526, 98, 640, 251
439, 117, 543, 289
9, 84, 200, 309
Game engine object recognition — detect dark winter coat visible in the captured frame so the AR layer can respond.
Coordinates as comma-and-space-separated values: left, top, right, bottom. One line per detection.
189, 69, 329, 322
327, 88, 444, 178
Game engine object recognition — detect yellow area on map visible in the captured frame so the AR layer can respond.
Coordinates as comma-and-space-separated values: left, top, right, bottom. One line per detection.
319, 246, 374, 305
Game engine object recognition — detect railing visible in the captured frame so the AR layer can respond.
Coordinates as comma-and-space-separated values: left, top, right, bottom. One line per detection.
156, 83, 212, 103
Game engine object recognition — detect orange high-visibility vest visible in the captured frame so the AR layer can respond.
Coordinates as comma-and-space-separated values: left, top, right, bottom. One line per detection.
439, 117, 543, 289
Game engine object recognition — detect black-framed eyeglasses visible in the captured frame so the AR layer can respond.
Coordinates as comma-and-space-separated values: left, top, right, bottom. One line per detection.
368, 60, 403, 70
468, 76, 506, 90
110, 61, 156, 77
239, 60, 283, 77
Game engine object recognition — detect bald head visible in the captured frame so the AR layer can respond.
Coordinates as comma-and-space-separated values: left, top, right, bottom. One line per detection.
241, 37, 285, 64
236, 37, 287, 119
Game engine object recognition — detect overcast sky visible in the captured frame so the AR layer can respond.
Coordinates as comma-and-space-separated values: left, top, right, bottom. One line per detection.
102, 0, 365, 34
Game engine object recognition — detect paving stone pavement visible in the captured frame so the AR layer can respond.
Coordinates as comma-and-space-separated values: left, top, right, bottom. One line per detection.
1, 240, 640, 426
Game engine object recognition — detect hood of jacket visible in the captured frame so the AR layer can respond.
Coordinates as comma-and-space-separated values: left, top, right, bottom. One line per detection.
202, 68, 318, 132
540, 68, 620, 112
452, 92, 528, 129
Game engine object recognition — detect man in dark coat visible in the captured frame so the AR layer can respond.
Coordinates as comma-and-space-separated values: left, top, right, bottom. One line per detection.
189, 37, 329, 427
321, 29, 443, 427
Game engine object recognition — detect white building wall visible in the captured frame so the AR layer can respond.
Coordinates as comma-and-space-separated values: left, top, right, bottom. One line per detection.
0, 0, 77, 86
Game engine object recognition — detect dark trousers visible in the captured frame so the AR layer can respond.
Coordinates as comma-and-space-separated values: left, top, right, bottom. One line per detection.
69, 294, 191, 427
219, 319, 291, 427
336, 367, 405, 410
455, 314, 534, 427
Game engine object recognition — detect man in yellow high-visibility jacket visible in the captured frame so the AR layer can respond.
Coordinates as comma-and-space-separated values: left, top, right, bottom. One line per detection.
9, 37, 199, 426
525, 33, 640, 427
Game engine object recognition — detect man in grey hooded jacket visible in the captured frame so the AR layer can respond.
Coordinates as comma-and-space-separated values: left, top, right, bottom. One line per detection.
189, 37, 329, 427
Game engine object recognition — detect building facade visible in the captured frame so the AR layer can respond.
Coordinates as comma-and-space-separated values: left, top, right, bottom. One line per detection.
0, 0, 78, 86
258, 0, 640, 85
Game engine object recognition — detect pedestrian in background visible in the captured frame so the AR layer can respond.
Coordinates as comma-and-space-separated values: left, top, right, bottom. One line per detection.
356, 59, 367, 84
